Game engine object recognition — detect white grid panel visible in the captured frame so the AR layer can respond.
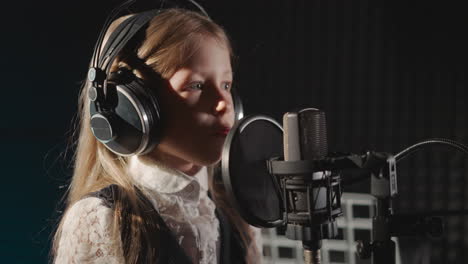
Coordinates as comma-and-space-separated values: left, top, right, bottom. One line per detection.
261, 193, 401, 264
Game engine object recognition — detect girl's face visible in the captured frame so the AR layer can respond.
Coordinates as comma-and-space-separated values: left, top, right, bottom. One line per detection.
152, 36, 235, 171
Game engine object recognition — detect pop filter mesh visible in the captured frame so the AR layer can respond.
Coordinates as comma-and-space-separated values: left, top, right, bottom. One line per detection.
222, 116, 284, 227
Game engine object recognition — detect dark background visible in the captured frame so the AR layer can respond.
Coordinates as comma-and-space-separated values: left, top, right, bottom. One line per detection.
2, 0, 467, 263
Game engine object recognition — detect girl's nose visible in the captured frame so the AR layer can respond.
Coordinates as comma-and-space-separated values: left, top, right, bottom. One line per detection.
214, 100, 228, 115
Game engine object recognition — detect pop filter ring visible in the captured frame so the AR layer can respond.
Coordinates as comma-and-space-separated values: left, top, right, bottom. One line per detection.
221, 115, 285, 228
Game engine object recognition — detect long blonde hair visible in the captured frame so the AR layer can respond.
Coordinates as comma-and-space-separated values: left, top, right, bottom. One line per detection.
52, 8, 260, 263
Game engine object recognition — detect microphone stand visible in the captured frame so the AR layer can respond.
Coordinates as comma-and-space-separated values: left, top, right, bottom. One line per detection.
268, 159, 343, 264
326, 151, 399, 264
269, 151, 402, 264
340, 152, 444, 263
267, 134, 468, 263
366, 153, 397, 264
354, 154, 447, 263
268, 145, 466, 264
364, 157, 397, 264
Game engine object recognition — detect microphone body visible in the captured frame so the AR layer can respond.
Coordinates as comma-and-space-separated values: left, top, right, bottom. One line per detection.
282, 108, 339, 264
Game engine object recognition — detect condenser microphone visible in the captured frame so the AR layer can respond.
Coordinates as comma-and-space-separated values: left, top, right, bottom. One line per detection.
283, 108, 330, 264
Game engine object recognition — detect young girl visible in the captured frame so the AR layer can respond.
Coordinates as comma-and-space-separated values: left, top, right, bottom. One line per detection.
52, 7, 262, 264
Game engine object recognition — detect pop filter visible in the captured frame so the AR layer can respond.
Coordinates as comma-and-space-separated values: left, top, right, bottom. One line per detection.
221, 115, 284, 227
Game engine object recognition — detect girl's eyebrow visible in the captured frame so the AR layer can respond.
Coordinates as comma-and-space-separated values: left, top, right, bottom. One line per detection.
190, 69, 233, 76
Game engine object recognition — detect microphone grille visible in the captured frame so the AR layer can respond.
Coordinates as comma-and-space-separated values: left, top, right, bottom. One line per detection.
299, 108, 328, 159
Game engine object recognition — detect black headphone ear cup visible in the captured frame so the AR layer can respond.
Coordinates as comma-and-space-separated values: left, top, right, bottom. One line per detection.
89, 78, 162, 156
122, 78, 163, 153
108, 68, 135, 84
90, 112, 118, 143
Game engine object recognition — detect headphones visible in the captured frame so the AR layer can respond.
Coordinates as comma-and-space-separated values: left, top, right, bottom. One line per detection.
86, 0, 244, 156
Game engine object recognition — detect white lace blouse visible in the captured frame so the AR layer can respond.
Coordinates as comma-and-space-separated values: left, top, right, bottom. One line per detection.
54, 155, 263, 264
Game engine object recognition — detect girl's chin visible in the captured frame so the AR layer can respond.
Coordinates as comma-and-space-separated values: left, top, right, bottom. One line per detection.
196, 155, 222, 167
193, 149, 223, 166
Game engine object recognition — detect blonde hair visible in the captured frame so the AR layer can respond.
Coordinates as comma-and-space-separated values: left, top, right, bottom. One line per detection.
52, 8, 260, 263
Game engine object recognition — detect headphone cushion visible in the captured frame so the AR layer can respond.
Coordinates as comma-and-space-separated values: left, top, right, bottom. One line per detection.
90, 78, 162, 155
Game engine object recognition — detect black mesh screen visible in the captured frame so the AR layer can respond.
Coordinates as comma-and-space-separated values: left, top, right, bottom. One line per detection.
226, 118, 284, 226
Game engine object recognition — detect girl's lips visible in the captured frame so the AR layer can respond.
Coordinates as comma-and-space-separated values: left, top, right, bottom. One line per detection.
219, 129, 230, 135
214, 127, 231, 136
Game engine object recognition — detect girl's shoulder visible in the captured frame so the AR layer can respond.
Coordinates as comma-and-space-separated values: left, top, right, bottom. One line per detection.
62, 196, 114, 230
54, 196, 124, 263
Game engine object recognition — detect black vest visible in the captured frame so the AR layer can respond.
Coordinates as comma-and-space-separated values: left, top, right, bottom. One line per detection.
89, 184, 246, 264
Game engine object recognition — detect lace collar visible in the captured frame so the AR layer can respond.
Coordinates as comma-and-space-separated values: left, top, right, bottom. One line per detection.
127, 155, 208, 203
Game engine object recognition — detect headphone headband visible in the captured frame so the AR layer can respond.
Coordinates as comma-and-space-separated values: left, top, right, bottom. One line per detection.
91, 0, 136, 70
99, 9, 160, 74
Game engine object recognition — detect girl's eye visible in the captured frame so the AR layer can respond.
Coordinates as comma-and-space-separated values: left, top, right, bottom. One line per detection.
187, 82, 203, 90
223, 82, 232, 91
